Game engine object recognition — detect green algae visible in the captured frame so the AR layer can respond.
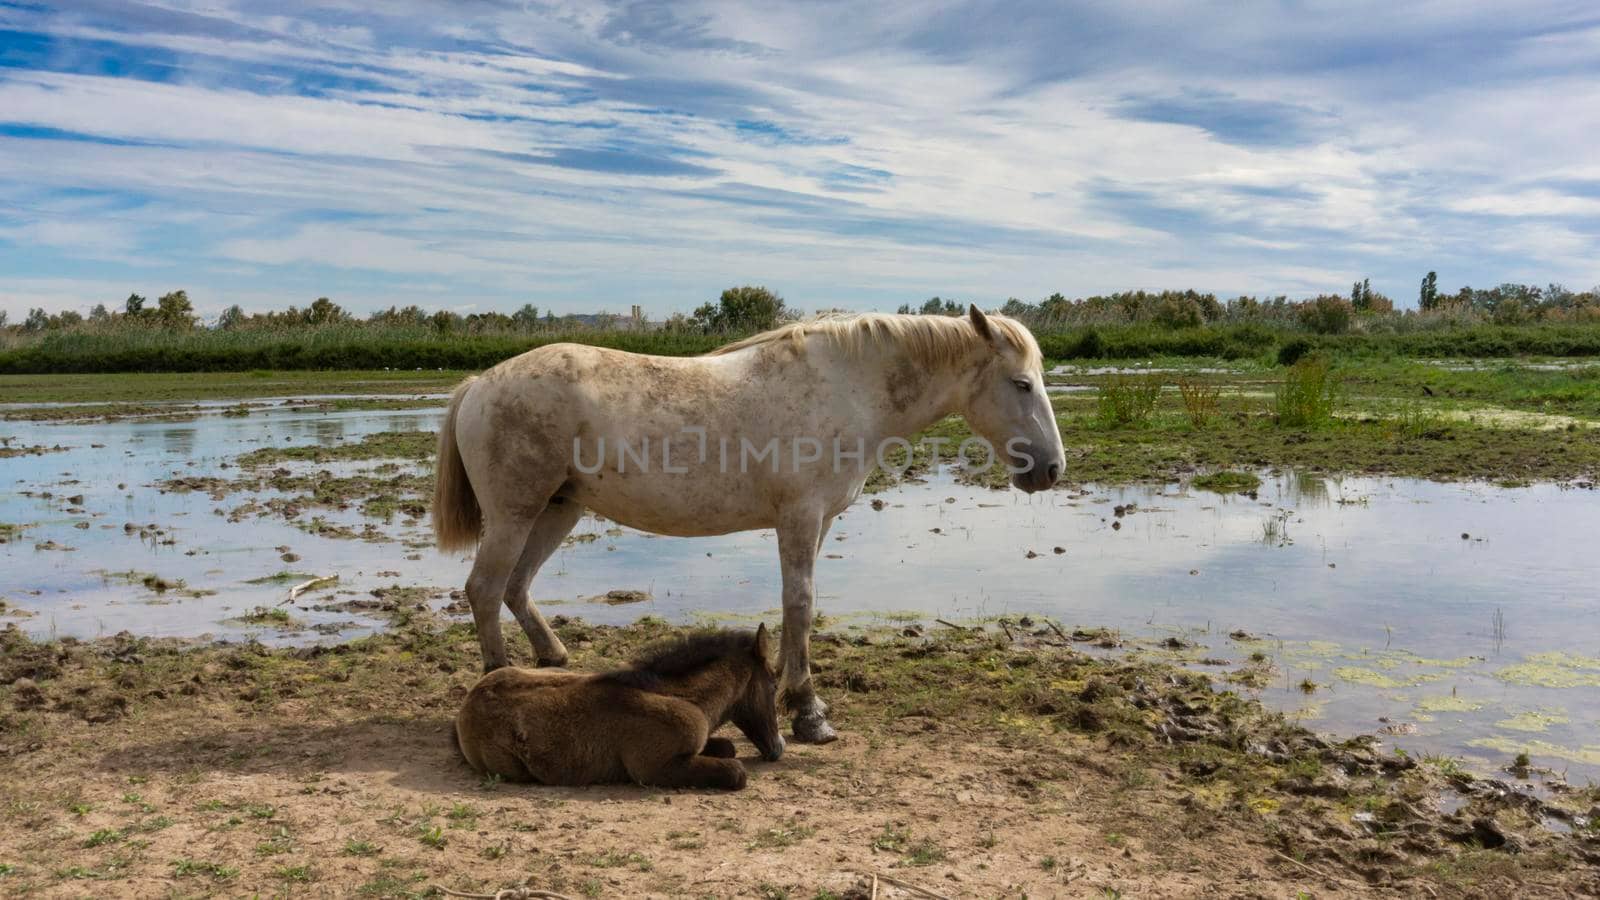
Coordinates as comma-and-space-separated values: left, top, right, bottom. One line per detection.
1467, 736, 1600, 767
1413, 695, 1484, 714
1494, 710, 1570, 733
1494, 652, 1600, 689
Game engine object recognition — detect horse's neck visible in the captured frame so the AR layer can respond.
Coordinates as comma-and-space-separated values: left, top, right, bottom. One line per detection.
660, 663, 742, 724
854, 349, 971, 443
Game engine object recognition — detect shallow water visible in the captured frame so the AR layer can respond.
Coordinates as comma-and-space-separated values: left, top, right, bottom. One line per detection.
3, 398, 1599, 779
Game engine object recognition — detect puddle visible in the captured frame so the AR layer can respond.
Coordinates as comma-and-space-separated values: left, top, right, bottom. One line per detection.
3, 397, 1600, 778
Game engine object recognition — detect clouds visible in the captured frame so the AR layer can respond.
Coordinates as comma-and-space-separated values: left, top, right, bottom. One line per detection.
0, 1, 1596, 318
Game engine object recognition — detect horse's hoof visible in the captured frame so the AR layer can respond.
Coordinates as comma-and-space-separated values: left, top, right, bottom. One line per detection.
792, 714, 838, 744
535, 655, 568, 669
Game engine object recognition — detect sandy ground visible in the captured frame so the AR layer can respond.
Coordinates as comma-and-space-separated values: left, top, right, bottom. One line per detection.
2, 620, 1596, 899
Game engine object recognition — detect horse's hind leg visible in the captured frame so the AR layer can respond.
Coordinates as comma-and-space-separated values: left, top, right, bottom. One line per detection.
501, 497, 584, 667
466, 515, 535, 671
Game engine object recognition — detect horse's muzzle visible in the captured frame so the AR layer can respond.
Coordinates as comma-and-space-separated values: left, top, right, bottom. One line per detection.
762, 735, 786, 762
1011, 456, 1063, 493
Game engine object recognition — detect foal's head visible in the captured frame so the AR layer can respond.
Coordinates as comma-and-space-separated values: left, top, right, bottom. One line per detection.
619, 624, 785, 761
729, 624, 784, 762
958, 305, 1065, 493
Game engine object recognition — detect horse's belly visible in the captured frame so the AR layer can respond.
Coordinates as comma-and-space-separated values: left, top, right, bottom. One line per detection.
570, 475, 776, 537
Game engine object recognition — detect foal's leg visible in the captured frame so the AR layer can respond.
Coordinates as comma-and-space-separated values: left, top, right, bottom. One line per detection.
776, 508, 838, 744
700, 737, 737, 758
465, 515, 535, 671
632, 753, 748, 790
501, 498, 584, 667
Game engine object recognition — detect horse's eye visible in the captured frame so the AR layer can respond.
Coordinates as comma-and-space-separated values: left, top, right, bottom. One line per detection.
1013, 379, 1032, 393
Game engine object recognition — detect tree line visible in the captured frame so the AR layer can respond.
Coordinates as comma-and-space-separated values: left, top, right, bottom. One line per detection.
6, 277, 1599, 340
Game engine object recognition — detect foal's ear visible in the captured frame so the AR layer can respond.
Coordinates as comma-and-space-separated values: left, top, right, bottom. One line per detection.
968, 303, 994, 342
754, 623, 772, 664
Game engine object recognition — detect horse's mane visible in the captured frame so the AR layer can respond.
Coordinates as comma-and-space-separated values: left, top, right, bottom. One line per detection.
706, 312, 1042, 370
598, 629, 757, 692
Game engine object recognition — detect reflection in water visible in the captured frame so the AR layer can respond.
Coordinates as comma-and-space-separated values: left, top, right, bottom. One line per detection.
312, 418, 347, 446
2, 399, 1599, 779
158, 426, 197, 456
1282, 470, 1330, 507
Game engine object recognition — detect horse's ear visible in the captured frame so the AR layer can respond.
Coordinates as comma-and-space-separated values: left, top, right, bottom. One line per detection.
968, 303, 994, 343
754, 623, 772, 663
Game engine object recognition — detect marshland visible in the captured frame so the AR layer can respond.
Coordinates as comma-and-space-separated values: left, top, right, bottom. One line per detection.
3, 342, 1600, 897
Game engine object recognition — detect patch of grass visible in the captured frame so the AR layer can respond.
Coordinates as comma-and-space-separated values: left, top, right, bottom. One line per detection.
1421, 753, 1466, 777
84, 827, 125, 848
256, 826, 294, 855
416, 824, 447, 850
904, 838, 947, 866
276, 864, 315, 882
665, 830, 704, 850
872, 825, 910, 853
749, 820, 818, 850
446, 802, 478, 828
587, 849, 651, 870
344, 839, 382, 857
172, 858, 240, 880
1191, 470, 1261, 494
239, 607, 294, 626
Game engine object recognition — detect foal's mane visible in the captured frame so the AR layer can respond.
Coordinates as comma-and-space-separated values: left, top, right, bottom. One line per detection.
706, 312, 1042, 370
599, 629, 758, 692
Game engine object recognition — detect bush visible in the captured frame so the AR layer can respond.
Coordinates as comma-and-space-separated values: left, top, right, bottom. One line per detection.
1275, 357, 1339, 428
1277, 337, 1315, 367
1177, 379, 1222, 428
1097, 374, 1163, 426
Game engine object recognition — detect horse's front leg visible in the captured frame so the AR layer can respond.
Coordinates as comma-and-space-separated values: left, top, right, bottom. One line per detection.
776, 509, 838, 744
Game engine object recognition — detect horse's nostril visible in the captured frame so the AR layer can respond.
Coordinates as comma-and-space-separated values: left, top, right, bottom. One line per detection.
1046, 462, 1061, 483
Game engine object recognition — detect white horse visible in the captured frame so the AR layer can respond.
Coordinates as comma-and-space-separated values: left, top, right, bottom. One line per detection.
432, 306, 1064, 743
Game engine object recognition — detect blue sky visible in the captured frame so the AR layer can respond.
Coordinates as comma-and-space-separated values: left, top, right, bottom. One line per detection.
1, 1, 1598, 320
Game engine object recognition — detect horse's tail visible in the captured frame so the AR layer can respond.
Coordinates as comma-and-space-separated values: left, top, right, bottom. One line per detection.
432, 376, 482, 553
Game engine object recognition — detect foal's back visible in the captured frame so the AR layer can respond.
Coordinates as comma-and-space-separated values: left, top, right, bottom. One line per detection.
455, 667, 710, 785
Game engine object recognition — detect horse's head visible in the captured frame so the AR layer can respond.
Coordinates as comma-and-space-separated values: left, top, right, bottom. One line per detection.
731, 623, 784, 762
958, 305, 1065, 493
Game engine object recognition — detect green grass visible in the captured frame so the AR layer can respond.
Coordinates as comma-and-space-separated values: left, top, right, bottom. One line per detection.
172, 858, 239, 880
0, 323, 725, 375
343, 839, 382, 857
0, 368, 461, 404
8, 320, 1600, 376
416, 824, 446, 849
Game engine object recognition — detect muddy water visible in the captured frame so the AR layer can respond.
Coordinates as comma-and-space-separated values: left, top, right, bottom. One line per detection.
3, 399, 1598, 778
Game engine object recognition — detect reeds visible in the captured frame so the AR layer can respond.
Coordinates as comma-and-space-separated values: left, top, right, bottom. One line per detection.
1096, 374, 1162, 426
